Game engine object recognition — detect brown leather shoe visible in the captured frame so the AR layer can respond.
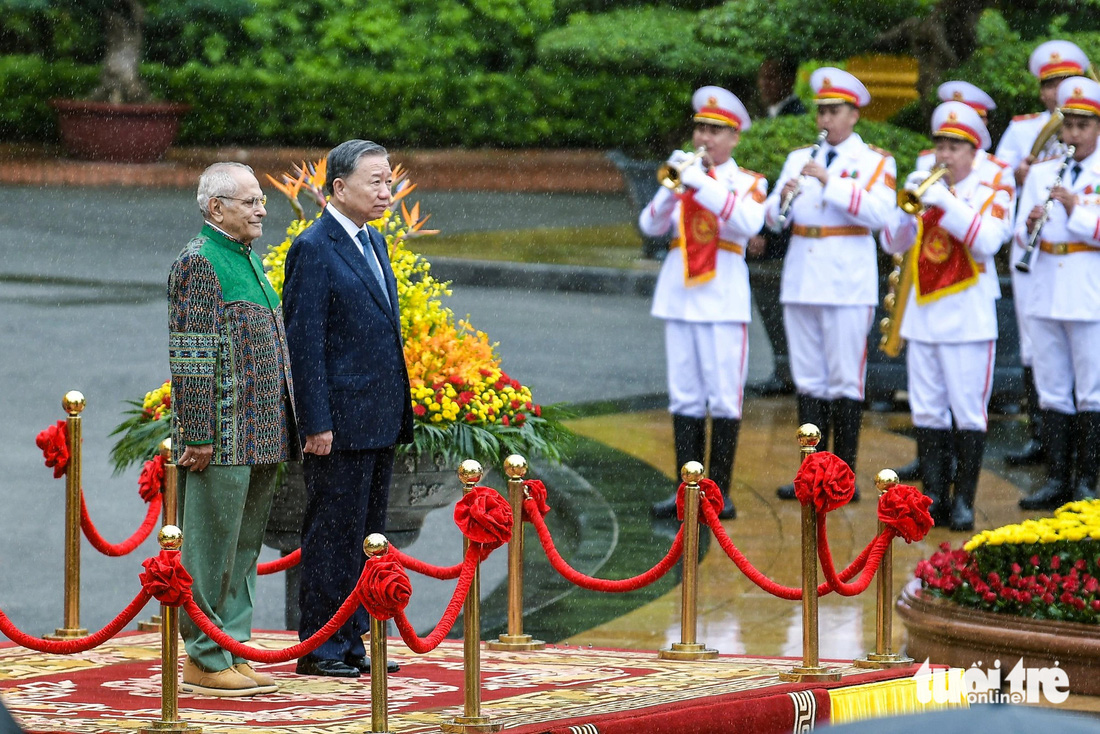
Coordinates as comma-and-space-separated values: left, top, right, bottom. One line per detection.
181, 658, 262, 697
234, 662, 279, 693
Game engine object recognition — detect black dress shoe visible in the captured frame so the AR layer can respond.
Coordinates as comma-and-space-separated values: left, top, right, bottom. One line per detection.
1005, 438, 1044, 466
776, 483, 796, 500
346, 654, 400, 674
295, 656, 360, 678
650, 494, 679, 518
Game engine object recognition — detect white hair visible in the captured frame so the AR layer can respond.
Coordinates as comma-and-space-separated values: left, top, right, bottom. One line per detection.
196, 162, 255, 217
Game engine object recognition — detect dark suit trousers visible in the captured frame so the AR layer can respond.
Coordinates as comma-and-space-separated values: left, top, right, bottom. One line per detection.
298, 447, 394, 660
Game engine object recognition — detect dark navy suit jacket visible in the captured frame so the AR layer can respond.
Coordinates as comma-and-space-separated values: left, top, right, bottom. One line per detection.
283, 208, 414, 450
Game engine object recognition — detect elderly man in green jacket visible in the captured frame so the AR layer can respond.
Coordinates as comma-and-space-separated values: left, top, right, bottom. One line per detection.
168, 161, 301, 697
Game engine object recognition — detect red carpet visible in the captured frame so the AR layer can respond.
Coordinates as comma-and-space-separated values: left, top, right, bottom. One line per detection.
0, 631, 924, 733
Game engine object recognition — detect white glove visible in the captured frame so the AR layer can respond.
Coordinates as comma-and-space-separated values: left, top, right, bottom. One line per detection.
918, 180, 952, 209
904, 169, 931, 193
678, 160, 710, 190
665, 149, 693, 167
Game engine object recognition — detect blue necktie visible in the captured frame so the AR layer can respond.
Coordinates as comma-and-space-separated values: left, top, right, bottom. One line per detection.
1071, 163, 1082, 185
825, 149, 837, 168
355, 230, 391, 309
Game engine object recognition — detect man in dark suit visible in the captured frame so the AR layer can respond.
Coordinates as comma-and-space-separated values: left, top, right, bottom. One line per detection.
283, 139, 414, 678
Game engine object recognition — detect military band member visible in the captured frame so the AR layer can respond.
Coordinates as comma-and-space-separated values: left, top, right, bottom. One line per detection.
1014, 76, 1100, 510
765, 68, 897, 500
892, 81, 1012, 483
641, 86, 768, 521
883, 102, 1011, 531
998, 40, 1092, 468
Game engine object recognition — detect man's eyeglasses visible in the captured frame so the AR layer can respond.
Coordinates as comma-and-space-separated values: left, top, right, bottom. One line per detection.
217, 195, 267, 209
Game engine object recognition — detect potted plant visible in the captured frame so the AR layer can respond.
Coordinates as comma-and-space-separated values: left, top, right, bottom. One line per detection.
45, 0, 191, 162
897, 499, 1100, 694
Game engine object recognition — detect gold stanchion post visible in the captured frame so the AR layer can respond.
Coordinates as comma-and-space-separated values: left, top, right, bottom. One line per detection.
140, 439, 175, 632
487, 454, 544, 652
46, 390, 89, 640
139, 525, 201, 734
659, 461, 718, 660
364, 533, 393, 734
854, 469, 914, 669
779, 424, 841, 682
441, 460, 502, 734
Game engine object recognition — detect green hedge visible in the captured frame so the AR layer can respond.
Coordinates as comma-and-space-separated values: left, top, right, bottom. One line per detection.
736, 115, 930, 186
0, 55, 686, 149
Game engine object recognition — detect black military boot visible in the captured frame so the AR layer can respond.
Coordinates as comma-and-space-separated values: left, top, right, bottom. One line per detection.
709, 418, 740, 520
1019, 411, 1074, 511
777, 395, 831, 500
1073, 411, 1100, 501
892, 456, 922, 481
950, 430, 986, 532
651, 414, 707, 518
917, 427, 952, 526
830, 397, 863, 502
1006, 367, 1045, 466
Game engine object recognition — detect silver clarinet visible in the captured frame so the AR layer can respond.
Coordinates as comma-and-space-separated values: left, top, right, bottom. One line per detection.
776, 129, 828, 229
1016, 145, 1076, 274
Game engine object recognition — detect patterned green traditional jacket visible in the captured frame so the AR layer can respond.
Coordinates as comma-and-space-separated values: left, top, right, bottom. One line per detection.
168, 224, 302, 465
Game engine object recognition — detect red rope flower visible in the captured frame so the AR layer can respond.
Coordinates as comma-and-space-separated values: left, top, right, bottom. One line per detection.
793, 451, 855, 513
454, 485, 513, 547
676, 478, 725, 521
878, 483, 934, 542
359, 556, 413, 620
139, 550, 193, 607
36, 420, 69, 478
137, 454, 167, 503
523, 479, 550, 520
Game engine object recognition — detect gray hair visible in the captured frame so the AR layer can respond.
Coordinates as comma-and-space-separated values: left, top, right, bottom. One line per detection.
197, 162, 255, 217
325, 140, 389, 196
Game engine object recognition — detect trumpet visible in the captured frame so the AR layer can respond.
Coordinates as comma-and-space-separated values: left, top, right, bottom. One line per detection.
776, 129, 828, 228
656, 147, 708, 194
1016, 145, 1076, 274
897, 164, 953, 215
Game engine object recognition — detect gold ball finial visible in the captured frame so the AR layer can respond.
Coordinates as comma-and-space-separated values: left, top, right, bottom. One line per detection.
457, 459, 484, 487
875, 469, 900, 494
797, 423, 822, 449
681, 460, 705, 485
159, 438, 173, 460
62, 390, 86, 415
503, 454, 528, 480
363, 533, 389, 558
159, 525, 183, 550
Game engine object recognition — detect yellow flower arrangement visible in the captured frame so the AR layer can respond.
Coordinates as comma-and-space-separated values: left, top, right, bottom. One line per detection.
964, 500, 1100, 552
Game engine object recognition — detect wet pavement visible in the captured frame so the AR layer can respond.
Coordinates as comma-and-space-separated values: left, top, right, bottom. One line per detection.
0, 184, 777, 637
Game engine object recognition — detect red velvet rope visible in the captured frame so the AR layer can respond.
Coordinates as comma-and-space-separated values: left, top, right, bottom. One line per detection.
36, 420, 69, 478
183, 565, 370, 663
257, 548, 300, 575
390, 546, 480, 653
525, 498, 684, 591
700, 501, 873, 599
389, 547, 464, 580
81, 490, 162, 557
0, 590, 152, 654
816, 519, 894, 596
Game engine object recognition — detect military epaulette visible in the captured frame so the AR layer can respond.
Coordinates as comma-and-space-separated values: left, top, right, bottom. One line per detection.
918, 149, 934, 157
739, 167, 765, 180
987, 154, 1010, 169
1012, 112, 1042, 121
867, 144, 893, 158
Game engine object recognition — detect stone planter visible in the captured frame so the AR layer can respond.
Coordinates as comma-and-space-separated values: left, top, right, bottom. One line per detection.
50, 99, 189, 163
896, 578, 1100, 695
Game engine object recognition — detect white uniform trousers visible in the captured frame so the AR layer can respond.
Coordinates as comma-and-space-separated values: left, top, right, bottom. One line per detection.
665, 320, 749, 419
907, 340, 996, 432
784, 304, 874, 401
1011, 268, 1035, 366
1030, 317, 1100, 414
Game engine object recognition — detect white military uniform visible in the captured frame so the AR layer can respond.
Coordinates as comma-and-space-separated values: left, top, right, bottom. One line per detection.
1013, 145, 1100, 414
642, 158, 767, 418
764, 132, 897, 400
995, 111, 1066, 172
883, 169, 1011, 431
917, 149, 1014, 198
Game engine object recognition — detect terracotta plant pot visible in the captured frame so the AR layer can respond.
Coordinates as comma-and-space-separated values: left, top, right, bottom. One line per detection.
50, 99, 190, 163
896, 578, 1100, 695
